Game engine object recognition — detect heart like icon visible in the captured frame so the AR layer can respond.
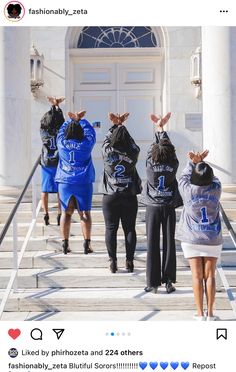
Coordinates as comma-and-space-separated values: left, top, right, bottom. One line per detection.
170, 362, 179, 370
139, 362, 148, 370
181, 362, 190, 370
149, 362, 158, 370
160, 362, 169, 370
8, 329, 21, 340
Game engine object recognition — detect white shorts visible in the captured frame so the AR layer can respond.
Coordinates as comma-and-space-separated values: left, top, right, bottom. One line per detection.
181, 242, 222, 259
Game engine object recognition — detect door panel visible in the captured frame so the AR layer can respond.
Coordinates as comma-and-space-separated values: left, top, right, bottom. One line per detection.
73, 60, 162, 188
74, 91, 116, 191
119, 90, 160, 180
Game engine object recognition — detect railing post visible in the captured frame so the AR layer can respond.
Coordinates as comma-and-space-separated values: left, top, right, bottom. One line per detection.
12, 214, 18, 292
32, 173, 37, 219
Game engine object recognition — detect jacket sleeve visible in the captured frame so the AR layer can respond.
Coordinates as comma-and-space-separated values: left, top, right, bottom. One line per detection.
212, 176, 222, 199
40, 128, 51, 144
178, 161, 194, 198
56, 119, 71, 146
80, 119, 96, 147
146, 130, 171, 161
102, 126, 118, 156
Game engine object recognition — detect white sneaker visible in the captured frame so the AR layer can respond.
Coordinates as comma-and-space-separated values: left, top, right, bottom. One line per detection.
193, 314, 206, 321
206, 315, 220, 321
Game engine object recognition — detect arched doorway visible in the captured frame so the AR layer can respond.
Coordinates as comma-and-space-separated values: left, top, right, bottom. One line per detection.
66, 27, 166, 189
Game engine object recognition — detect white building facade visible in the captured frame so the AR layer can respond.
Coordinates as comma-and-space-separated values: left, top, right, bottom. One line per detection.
0, 26, 236, 188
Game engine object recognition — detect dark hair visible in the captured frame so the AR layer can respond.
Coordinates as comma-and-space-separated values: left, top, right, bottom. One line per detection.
191, 162, 213, 186
40, 107, 64, 134
7, 4, 22, 17
110, 126, 133, 153
65, 121, 84, 140
151, 139, 176, 164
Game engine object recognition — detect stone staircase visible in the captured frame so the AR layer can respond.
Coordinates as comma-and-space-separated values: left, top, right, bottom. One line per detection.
0, 188, 236, 321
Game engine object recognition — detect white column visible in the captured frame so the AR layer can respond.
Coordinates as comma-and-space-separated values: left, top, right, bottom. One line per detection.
0, 27, 31, 186
202, 27, 236, 184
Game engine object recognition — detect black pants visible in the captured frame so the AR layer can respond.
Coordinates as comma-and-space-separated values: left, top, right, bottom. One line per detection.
102, 194, 138, 261
146, 205, 176, 286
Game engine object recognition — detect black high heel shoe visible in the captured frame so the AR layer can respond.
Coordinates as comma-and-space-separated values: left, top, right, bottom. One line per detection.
57, 214, 61, 226
110, 260, 118, 273
43, 213, 50, 226
83, 239, 93, 254
62, 239, 71, 254
126, 260, 134, 273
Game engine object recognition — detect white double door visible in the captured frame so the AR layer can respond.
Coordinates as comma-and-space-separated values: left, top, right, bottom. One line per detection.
73, 57, 162, 189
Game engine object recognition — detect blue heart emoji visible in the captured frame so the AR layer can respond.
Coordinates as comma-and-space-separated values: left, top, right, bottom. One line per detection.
171, 362, 179, 370
149, 362, 158, 370
181, 362, 190, 370
139, 362, 148, 370
160, 362, 169, 370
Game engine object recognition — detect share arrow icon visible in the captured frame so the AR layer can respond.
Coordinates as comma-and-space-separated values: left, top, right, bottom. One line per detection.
53, 329, 65, 340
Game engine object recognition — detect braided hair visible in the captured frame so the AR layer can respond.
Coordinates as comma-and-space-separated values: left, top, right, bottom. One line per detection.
65, 121, 84, 140
40, 106, 64, 135
151, 139, 176, 164
110, 126, 133, 153
191, 162, 213, 186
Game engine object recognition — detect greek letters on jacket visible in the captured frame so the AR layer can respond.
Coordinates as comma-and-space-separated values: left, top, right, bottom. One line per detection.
142, 131, 182, 207
55, 119, 96, 184
177, 161, 223, 245
99, 125, 142, 195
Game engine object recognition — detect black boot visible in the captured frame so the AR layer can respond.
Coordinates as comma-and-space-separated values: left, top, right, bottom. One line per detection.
126, 260, 134, 273
43, 213, 49, 226
110, 260, 118, 273
57, 214, 61, 226
62, 239, 71, 255
83, 239, 93, 254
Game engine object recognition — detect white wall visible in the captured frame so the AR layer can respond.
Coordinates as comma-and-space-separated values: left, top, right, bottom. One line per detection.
0, 27, 31, 186
30, 27, 67, 169
165, 27, 202, 176
30, 26, 203, 183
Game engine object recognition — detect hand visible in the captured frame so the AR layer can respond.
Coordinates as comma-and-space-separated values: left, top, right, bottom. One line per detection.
108, 112, 129, 126
68, 110, 86, 122
151, 112, 171, 131
47, 96, 65, 107
188, 150, 209, 164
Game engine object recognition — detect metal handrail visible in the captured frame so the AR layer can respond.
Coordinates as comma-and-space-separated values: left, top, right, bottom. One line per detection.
0, 155, 41, 246
219, 203, 236, 248
0, 155, 41, 318
217, 202, 236, 318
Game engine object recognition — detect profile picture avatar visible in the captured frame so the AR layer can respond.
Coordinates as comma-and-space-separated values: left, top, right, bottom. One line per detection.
4, 1, 25, 21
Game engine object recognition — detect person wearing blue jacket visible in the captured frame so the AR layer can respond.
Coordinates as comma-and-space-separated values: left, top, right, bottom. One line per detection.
40, 97, 65, 226
177, 150, 223, 321
55, 110, 96, 254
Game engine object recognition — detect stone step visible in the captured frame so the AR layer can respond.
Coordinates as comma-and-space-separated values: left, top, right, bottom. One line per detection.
0, 209, 148, 224
1, 267, 236, 289
0, 250, 236, 270
1, 309, 235, 321
1, 219, 236, 238
0, 222, 147, 237
0, 287, 232, 313
1, 201, 236, 223
1, 233, 235, 252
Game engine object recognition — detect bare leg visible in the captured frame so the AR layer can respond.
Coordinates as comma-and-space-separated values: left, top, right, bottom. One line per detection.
41, 192, 49, 214
189, 257, 204, 316
79, 211, 93, 253
60, 198, 75, 240
79, 211, 92, 240
57, 193, 62, 215
203, 257, 217, 317
57, 193, 62, 225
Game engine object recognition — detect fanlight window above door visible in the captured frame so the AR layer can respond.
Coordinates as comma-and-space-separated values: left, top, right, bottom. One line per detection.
77, 27, 159, 48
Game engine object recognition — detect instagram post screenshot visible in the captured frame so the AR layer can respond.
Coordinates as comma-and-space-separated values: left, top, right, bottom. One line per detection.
0, 0, 236, 371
